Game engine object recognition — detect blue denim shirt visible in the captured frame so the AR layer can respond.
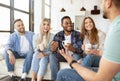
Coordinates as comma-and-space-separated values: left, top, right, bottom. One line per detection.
53, 30, 83, 54
5, 31, 34, 53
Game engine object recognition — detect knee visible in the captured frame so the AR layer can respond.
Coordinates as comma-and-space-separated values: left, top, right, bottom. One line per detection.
57, 70, 64, 78
84, 54, 93, 59
40, 57, 49, 65
49, 53, 54, 58
49, 53, 56, 60
33, 52, 38, 58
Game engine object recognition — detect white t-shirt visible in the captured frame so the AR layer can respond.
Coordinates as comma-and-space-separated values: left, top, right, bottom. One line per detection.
20, 35, 30, 53
64, 34, 73, 55
64, 34, 71, 44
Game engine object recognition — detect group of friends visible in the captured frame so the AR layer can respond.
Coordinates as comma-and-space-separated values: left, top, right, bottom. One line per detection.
4, 0, 120, 81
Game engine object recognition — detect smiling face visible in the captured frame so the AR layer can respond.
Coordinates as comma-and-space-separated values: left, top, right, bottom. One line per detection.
42, 21, 50, 33
84, 18, 94, 31
62, 18, 72, 32
14, 20, 25, 34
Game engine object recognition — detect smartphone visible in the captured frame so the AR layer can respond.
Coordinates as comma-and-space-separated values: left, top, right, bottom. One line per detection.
58, 42, 65, 50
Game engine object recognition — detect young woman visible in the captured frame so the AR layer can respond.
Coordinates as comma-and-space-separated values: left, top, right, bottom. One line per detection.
31, 18, 54, 81
80, 17, 106, 71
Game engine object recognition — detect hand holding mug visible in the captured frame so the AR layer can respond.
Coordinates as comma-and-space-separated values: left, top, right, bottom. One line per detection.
85, 43, 92, 54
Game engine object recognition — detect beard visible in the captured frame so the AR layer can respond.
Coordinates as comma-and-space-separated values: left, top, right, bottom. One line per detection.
66, 28, 73, 32
102, 6, 108, 19
18, 28, 25, 34
103, 12, 108, 19
103, 15, 108, 19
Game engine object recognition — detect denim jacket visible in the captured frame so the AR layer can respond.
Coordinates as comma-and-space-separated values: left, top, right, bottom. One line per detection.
53, 30, 83, 54
5, 31, 34, 53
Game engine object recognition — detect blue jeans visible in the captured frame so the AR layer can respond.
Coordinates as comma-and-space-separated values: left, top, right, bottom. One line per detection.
81, 54, 101, 72
49, 53, 82, 80
31, 51, 49, 77
4, 51, 33, 73
57, 69, 85, 81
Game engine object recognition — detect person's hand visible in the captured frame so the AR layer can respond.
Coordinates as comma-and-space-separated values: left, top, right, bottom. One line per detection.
67, 43, 75, 52
51, 41, 58, 51
81, 44, 85, 51
59, 49, 74, 64
91, 49, 103, 56
37, 52, 47, 58
85, 48, 92, 54
9, 53, 16, 65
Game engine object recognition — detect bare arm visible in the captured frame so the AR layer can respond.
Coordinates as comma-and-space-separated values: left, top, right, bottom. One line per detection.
60, 49, 120, 81
72, 58, 120, 81
7, 50, 16, 65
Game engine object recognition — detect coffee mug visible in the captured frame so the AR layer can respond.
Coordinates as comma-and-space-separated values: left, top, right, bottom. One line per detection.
62, 40, 71, 46
85, 43, 91, 54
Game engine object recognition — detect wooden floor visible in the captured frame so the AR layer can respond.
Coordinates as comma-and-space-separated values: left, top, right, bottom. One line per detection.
25, 78, 52, 81
18, 77, 52, 81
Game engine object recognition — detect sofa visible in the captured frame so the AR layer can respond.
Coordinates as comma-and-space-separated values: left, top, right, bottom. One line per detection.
0, 44, 70, 80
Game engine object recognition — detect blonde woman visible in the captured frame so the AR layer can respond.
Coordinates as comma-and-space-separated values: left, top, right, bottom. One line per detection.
31, 18, 54, 81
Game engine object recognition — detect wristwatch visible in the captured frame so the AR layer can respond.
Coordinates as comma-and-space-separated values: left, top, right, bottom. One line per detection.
69, 60, 77, 69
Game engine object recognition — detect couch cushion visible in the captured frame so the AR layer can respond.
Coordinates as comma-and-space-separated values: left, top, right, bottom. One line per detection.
0, 58, 70, 80
0, 45, 5, 61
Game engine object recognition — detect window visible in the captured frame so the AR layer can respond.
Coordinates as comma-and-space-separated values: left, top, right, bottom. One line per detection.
44, 0, 51, 19
0, 7, 10, 31
0, 0, 34, 45
0, 33, 10, 45
0, 0, 10, 5
14, 0, 29, 12
14, 11, 29, 31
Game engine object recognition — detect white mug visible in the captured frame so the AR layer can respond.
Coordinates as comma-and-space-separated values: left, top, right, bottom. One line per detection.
62, 40, 73, 55
85, 43, 91, 51
62, 40, 71, 46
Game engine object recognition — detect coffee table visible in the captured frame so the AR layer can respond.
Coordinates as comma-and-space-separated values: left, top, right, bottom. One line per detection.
0, 74, 11, 81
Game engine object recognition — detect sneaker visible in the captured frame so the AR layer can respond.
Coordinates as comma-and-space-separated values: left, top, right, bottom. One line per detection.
19, 78, 26, 81
10, 76, 18, 81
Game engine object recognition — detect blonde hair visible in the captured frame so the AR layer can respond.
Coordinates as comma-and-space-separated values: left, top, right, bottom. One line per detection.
37, 18, 51, 48
80, 17, 98, 44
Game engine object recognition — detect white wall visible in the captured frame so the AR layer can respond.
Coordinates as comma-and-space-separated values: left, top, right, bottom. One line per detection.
34, 0, 110, 34
34, 0, 43, 33
50, 0, 110, 34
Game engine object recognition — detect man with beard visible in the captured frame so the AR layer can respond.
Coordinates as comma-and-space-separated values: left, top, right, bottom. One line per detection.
4, 19, 34, 81
56, 0, 120, 81
50, 16, 83, 81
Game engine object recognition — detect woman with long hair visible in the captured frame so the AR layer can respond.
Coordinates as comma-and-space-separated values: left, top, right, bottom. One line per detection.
31, 18, 54, 81
80, 17, 106, 71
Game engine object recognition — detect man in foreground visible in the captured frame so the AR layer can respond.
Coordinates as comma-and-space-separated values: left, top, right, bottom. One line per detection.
57, 0, 120, 81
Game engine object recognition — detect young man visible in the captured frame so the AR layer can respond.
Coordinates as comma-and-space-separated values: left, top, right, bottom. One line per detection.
50, 16, 83, 81
4, 19, 34, 81
57, 0, 120, 81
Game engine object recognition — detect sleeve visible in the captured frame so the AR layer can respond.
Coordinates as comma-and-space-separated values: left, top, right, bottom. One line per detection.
32, 34, 38, 52
103, 29, 120, 64
5, 34, 14, 51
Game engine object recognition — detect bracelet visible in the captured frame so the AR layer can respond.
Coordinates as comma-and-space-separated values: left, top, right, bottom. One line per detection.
69, 60, 77, 69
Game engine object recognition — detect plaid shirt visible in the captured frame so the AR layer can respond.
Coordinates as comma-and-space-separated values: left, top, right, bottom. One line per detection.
53, 30, 83, 54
